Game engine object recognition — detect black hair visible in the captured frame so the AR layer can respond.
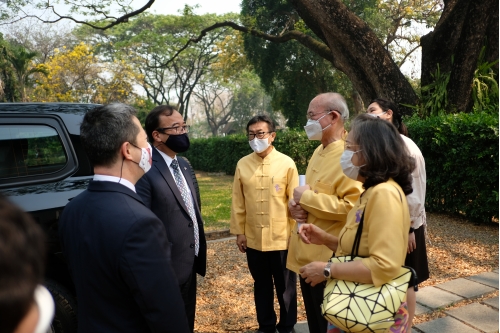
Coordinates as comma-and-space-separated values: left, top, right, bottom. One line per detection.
0, 194, 46, 333
246, 114, 276, 133
369, 98, 408, 137
145, 105, 176, 143
350, 114, 415, 195
80, 103, 139, 167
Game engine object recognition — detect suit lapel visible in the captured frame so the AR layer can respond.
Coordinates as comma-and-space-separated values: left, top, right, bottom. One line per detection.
152, 149, 190, 214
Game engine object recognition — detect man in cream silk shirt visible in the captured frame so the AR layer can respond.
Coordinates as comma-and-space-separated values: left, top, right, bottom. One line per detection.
287, 93, 363, 333
230, 115, 299, 333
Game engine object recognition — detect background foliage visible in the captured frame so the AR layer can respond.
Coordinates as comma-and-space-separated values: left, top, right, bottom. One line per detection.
407, 109, 498, 223
181, 130, 318, 175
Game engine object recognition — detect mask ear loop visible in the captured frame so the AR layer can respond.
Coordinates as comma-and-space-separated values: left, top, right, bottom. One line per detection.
153, 130, 168, 149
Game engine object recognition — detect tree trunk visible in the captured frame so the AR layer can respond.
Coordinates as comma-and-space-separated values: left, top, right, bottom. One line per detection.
485, 0, 499, 76
290, 0, 419, 115
447, 0, 496, 112
350, 89, 364, 116
421, 0, 497, 112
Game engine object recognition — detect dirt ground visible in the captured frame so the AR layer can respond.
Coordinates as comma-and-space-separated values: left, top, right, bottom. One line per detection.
194, 213, 498, 333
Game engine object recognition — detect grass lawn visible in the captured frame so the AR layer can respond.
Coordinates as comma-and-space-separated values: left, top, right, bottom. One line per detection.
196, 171, 233, 231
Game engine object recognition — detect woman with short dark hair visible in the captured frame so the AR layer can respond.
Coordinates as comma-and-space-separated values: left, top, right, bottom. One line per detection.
299, 114, 416, 332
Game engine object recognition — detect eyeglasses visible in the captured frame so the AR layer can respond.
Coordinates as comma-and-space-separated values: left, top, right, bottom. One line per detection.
156, 125, 190, 134
344, 142, 360, 151
306, 110, 341, 120
247, 132, 273, 140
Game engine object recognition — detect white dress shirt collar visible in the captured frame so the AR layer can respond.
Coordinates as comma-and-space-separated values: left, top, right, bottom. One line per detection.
156, 147, 177, 167
93, 174, 136, 193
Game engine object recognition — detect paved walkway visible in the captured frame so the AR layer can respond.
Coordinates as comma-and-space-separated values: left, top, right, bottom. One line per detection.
293, 269, 499, 333
206, 234, 498, 333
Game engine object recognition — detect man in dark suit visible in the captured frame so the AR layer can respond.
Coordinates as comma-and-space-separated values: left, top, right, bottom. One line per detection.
58, 104, 190, 333
136, 105, 207, 333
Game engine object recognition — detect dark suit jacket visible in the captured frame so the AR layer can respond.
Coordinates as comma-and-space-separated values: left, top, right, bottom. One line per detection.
136, 149, 207, 285
59, 181, 190, 333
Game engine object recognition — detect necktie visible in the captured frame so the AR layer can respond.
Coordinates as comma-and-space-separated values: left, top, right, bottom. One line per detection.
171, 159, 199, 255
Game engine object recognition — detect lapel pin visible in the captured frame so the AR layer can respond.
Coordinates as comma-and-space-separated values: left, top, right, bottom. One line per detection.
184, 167, 187, 170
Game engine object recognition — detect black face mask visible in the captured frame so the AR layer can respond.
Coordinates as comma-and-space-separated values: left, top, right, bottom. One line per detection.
164, 133, 190, 153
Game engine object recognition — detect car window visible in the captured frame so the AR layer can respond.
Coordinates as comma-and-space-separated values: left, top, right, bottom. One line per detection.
0, 125, 67, 179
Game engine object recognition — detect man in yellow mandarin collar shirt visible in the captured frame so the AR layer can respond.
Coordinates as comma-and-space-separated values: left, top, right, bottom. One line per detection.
287, 93, 363, 333
230, 115, 299, 333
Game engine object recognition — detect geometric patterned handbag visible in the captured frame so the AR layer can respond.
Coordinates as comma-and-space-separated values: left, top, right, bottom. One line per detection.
321, 207, 417, 333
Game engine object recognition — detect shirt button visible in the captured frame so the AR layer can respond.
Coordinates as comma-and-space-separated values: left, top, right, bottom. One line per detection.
188, 222, 193, 227
190, 244, 195, 248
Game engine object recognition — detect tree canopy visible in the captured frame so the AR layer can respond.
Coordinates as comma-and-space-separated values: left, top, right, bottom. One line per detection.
0, 0, 497, 119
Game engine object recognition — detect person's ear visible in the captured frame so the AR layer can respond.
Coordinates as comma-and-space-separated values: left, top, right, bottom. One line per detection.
152, 130, 162, 143
330, 111, 340, 123
121, 142, 134, 161
386, 109, 394, 118
269, 132, 276, 143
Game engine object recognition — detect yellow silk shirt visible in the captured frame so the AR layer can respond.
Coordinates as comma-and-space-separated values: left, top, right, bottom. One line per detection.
287, 140, 363, 273
336, 179, 410, 286
230, 148, 299, 251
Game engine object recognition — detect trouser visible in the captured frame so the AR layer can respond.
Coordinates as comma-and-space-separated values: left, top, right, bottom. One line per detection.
179, 263, 197, 333
246, 248, 297, 333
300, 276, 327, 333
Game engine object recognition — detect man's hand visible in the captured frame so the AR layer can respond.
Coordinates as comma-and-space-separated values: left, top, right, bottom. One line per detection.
288, 200, 308, 223
407, 231, 416, 254
236, 234, 247, 253
293, 185, 311, 203
299, 223, 326, 245
299, 261, 327, 286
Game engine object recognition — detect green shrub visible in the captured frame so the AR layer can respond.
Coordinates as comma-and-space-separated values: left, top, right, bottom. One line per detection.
181, 130, 318, 175
406, 110, 499, 223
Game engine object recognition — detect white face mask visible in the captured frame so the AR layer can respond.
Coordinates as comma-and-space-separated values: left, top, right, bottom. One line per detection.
249, 137, 270, 153
340, 149, 365, 180
367, 111, 386, 118
132, 142, 153, 174
34, 285, 55, 333
304, 113, 332, 140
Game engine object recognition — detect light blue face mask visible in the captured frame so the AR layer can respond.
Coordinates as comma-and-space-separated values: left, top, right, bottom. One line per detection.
340, 149, 365, 180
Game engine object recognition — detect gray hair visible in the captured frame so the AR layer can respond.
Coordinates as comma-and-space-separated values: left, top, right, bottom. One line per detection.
321, 92, 349, 120
80, 103, 139, 167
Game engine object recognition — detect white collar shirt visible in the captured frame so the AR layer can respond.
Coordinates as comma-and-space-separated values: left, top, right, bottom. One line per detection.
155, 148, 192, 196
93, 174, 136, 193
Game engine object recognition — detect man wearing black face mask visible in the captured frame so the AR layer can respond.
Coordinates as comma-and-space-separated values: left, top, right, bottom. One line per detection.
136, 105, 206, 333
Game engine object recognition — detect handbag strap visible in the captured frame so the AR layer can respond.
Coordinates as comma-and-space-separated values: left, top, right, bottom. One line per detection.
350, 207, 365, 257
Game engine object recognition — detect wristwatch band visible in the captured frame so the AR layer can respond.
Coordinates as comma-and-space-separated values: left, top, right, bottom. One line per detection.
323, 262, 332, 279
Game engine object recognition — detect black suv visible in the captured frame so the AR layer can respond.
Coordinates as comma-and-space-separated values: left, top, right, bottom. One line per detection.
1, 103, 99, 332
1, 103, 201, 333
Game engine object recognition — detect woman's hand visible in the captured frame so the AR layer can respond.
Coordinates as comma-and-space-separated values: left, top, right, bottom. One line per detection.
407, 232, 416, 253
299, 223, 326, 245
299, 224, 339, 252
299, 261, 327, 286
